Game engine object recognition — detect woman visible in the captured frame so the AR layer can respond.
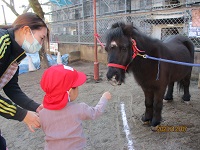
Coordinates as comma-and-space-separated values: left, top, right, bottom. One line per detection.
0, 12, 49, 149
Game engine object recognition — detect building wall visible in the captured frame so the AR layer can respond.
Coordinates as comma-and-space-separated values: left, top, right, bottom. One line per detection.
58, 43, 107, 64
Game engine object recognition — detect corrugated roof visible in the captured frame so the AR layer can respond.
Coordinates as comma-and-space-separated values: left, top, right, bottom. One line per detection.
49, 0, 72, 6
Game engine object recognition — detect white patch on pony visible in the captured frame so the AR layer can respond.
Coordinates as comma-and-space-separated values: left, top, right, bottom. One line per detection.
111, 41, 118, 47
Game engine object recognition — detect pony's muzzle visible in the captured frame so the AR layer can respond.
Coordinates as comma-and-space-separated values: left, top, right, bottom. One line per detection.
107, 75, 121, 86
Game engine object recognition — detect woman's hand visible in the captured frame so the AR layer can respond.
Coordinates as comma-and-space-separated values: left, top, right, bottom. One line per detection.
23, 111, 40, 132
36, 104, 43, 113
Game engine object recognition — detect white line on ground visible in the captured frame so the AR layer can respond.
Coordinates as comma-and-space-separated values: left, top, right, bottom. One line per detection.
120, 102, 135, 150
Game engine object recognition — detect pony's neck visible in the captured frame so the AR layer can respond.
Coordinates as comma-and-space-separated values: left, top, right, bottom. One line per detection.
132, 29, 156, 52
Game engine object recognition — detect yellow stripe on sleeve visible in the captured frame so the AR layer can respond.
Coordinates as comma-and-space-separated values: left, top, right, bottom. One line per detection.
0, 34, 11, 55
0, 34, 9, 44
0, 41, 11, 59
0, 37, 11, 56
0, 108, 15, 116
0, 99, 17, 110
0, 99, 17, 117
0, 103, 16, 113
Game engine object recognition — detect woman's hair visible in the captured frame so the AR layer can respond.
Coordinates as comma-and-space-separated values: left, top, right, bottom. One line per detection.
0, 12, 49, 49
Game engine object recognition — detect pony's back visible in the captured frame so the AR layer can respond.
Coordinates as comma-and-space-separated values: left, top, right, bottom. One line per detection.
163, 35, 194, 58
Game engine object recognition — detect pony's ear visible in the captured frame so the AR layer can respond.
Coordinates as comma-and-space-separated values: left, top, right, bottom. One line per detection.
111, 22, 126, 29
122, 23, 134, 37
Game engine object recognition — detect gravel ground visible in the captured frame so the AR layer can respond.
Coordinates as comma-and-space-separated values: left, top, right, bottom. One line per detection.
1, 61, 200, 150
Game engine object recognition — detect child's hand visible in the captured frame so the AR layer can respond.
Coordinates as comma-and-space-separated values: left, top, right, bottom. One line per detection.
102, 92, 111, 100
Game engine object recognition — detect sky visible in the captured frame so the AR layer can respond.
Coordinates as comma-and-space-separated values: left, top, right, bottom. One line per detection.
0, 0, 30, 24
0, 0, 50, 25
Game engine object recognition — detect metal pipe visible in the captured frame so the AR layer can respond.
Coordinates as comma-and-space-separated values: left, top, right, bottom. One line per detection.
1, 5, 7, 25
93, 0, 99, 81
125, 0, 127, 13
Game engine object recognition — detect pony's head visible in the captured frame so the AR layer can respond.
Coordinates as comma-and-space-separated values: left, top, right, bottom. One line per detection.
105, 22, 135, 85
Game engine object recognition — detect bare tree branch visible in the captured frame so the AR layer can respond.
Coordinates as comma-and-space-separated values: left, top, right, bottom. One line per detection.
28, 0, 49, 68
10, 0, 14, 7
2, 0, 19, 16
23, 4, 30, 13
28, 0, 44, 19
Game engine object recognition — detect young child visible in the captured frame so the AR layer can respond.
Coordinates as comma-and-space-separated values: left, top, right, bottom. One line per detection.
39, 65, 111, 150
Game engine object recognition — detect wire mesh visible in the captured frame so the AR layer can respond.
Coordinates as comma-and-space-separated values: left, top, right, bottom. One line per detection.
47, 0, 200, 49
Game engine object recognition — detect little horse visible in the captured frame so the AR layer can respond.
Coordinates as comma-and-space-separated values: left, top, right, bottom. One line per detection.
105, 22, 194, 128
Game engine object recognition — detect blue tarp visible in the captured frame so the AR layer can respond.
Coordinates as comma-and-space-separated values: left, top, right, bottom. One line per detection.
19, 53, 69, 75
49, 0, 72, 6
19, 53, 40, 74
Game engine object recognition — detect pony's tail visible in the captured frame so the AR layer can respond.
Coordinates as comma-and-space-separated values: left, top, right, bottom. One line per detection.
183, 39, 195, 60
177, 77, 191, 92
177, 80, 184, 92
177, 78, 191, 101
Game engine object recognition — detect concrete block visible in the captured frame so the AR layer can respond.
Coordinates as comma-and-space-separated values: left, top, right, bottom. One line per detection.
68, 50, 80, 63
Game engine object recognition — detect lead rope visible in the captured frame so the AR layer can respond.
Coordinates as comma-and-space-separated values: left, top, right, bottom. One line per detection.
125, 58, 134, 72
156, 60, 160, 80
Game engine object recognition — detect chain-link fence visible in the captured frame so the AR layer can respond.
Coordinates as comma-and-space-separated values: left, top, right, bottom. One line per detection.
47, 1, 200, 50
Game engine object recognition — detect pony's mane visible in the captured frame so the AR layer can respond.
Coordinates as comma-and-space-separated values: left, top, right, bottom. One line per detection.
111, 22, 126, 29
106, 22, 163, 55
105, 26, 123, 43
106, 22, 132, 44
106, 22, 143, 43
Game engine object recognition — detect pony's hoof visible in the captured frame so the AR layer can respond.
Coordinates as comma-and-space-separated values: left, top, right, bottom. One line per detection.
151, 126, 159, 131
142, 121, 151, 126
141, 114, 151, 126
163, 99, 173, 103
163, 95, 173, 101
182, 100, 191, 105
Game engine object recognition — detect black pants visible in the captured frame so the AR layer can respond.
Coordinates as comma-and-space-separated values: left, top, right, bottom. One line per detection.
0, 130, 6, 150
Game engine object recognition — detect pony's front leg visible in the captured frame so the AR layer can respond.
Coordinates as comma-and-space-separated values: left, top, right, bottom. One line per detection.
141, 91, 154, 125
151, 99, 163, 128
151, 90, 166, 128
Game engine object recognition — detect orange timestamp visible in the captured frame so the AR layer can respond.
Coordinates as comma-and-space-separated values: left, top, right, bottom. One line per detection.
156, 125, 187, 132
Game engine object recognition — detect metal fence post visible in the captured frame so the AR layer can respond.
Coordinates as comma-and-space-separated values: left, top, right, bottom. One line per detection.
198, 73, 200, 88
1, 5, 7, 25
93, 0, 99, 81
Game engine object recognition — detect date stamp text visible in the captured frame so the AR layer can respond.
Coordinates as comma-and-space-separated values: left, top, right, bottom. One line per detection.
156, 125, 187, 132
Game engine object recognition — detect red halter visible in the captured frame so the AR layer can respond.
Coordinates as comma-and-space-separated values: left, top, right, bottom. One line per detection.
107, 39, 145, 71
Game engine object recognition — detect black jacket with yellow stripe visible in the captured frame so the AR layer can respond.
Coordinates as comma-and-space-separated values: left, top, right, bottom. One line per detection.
0, 28, 40, 121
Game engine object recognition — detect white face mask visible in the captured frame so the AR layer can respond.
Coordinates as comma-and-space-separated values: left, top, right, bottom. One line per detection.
22, 29, 42, 54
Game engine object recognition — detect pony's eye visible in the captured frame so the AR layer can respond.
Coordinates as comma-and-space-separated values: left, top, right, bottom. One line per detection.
110, 45, 115, 50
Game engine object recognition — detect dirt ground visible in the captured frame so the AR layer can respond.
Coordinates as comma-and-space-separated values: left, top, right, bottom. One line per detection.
1, 61, 200, 150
